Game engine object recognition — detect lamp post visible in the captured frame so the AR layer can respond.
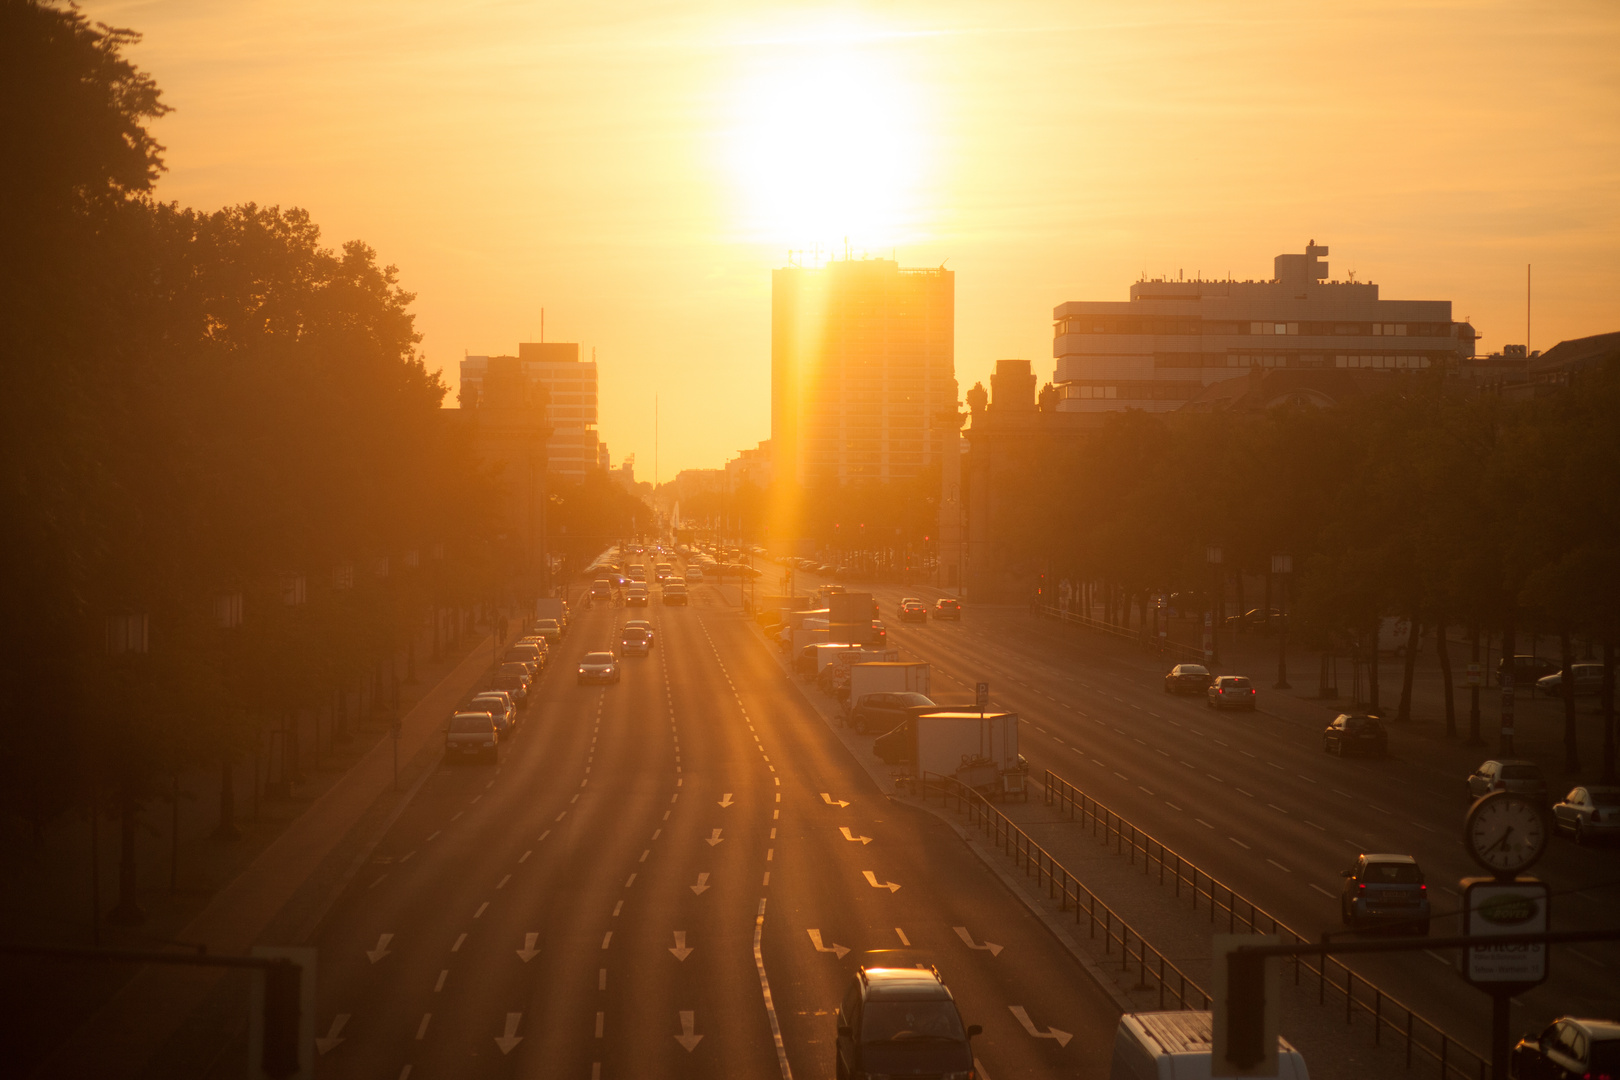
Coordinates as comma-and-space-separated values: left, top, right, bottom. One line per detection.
213, 591, 244, 841
1205, 546, 1223, 665
1272, 554, 1293, 689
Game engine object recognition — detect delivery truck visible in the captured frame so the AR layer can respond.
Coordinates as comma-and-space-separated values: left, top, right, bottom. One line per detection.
874, 710, 1024, 797
534, 596, 568, 630
849, 662, 931, 706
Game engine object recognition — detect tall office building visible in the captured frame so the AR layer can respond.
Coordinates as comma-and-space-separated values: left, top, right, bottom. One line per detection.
460, 343, 600, 478
1051, 242, 1476, 413
771, 258, 956, 487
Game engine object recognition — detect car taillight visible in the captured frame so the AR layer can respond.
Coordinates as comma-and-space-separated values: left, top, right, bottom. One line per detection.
1250, 688, 1256, 694
1358, 883, 1366, 892
1419, 884, 1427, 892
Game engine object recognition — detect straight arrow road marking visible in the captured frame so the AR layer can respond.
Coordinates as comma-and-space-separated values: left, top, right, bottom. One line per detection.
863, 871, 901, 893
366, 934, 393, 964
821, 793, 850, 807
675, 1010, 703, 1052
954, 926, 1003, 956
495, 1012, 523, 1055
807, 929, 850, 959
706, 828, 724, 846
839, 826, 873, 845
669, 931, 693, 961
690, 872, 710, 895
718, 793, 734, 807
1009, 1006, 1071, 1047
517, 933, 540, 962
315, 1014, 349, 1055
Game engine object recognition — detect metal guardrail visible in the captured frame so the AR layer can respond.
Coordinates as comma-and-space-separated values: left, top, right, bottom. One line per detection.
917, 772, 1212, 1013
1042, 770, 1489, 1080
1035, 604, 1206, 662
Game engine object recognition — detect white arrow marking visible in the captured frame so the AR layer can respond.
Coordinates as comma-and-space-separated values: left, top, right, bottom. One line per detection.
494, 1012, 523, 1055
315, 1013, 349, 1055
366, 933, 393, 964
690, 872, 710, 895
821, 792, 850, 807
862, 870, 901, 893
718, 793, 734, 808
516, 933, 540, 962
954, 926, 1003, 956
1009, 1005, 1071, 1047
669, 931, 693, 961
839, 826, 873, 845
706, 828, 723, 846
674, 1010, 703, 1052
807, 929, 850, 959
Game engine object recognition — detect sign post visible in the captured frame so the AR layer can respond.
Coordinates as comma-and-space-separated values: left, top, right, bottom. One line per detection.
975, 682, 989, 717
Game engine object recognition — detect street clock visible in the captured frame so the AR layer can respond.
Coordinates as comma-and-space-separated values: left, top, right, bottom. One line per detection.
1464, 791, 1549, 878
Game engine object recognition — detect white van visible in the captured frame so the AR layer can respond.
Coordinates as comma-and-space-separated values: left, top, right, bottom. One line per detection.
1110, 1011, 1308, 1080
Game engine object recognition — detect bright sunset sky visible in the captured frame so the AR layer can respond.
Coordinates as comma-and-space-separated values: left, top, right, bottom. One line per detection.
91, 0, 1620, 479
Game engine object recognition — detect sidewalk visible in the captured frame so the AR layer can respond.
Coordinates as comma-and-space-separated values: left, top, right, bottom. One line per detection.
30, 631, 496, 1080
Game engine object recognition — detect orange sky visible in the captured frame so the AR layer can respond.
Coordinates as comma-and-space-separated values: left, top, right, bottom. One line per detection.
92, 0, 1620, 479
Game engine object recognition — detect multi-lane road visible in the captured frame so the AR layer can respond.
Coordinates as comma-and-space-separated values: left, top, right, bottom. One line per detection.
310, 567, 1123, 1078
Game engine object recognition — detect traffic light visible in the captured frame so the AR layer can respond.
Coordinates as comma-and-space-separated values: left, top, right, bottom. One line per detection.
1225, 949, 1266, 1068
1212, 934, 1278, 1076
261, 959, 302, 1077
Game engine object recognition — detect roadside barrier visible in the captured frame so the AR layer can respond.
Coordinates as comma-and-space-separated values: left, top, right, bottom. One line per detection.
1042, 769, 1488, 1080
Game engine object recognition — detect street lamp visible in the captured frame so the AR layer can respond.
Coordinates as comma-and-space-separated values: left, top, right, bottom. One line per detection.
1272, 554, 1293, 689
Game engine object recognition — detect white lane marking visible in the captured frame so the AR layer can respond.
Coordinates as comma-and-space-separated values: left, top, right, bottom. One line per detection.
538, 830, 550, 841
1009, 1005, 1072, 1047
474, 903, 488, 919
954, 926, 1003, 956
1166, 801, 1184, 811
519, 850, 531, 863
1308, 883, 1335, 899
1424, 950, 1450, 965
452, 933, 466, 952
1570, 948, 1607, 968
808, 929, 850, 958
691, 872, 711, 895
863, 871, 901, 893
426, 831, 441, 842
839, 826, 873, 845
1304, 820, 1326, 831
1266, 859, 1291, 873
625, 873, 637, 887
1207, 773, 1224, 783
434, 970, 447, 991
1138, 786, 1155, 796
497, 874, 511, 889
1240, 750, 1257, 759
1267, 804, 1289, 815
821, 793, 850, 807
895, 927, 911, 946
718, 793, 735, 808
366, 933, 393, 964
451, 812, 463, 821
640, 849, 651, 862
556, 812, 567, 822
1229, 837, 1251, 850
1235, 788, 1255, 799
495, 1012, 523, 1055
599, 969, 607, 990
316, 1013, 349, 1054
517, 933, 540, 962
669, 931, 694, 960
1196, 818, 1214, 829
706, 829, 724, 846
415, 1013, 431, 1040
755, 900, 793, 1078
1332, 788, 1353, 799
601, 931, 612, 949
595, 1011, 605, 1038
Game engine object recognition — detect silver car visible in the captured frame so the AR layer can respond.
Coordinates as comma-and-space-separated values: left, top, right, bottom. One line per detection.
1552, 786, 1620, 845
1535, 663, 1605, 697
577, 651, 621, 684
469, 692, 516, 735
1466, 759, 1549, 802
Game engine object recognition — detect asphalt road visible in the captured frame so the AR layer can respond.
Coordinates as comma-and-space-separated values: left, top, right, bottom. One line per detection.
773, 570, 1620, 1052
310, 566, 1124, 1078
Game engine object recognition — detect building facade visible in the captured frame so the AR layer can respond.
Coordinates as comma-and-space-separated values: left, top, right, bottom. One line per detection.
460, 342, 600, 478
1052, 242, 1476, 413
771, 258, 956, 487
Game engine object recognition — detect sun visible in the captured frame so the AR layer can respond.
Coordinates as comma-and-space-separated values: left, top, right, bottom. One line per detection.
723, 22, 929, 250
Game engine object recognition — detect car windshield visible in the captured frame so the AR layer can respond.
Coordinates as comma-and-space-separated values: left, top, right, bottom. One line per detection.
1363, 862, 1423, 884
895, 693, 936, 708
492, 675, 521, 687
861, 1001, 965, 1043
584, 653, 614, 664
471, 698, 505, 712
622, 629, 649, 641
1501, 765, 1541, 780
1180, 666, 1208, 675
450, 715, 492, 732
499, 663, 528, 675
536, 620, 560, 629
1345, 717, 1380, 731
1225, 678, 1251, 688
1590, 791, 1620, 807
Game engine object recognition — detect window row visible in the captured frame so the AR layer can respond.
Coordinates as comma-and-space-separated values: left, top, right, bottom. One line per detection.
1058, 317, 1443, 338
1336, 354, 1432, 369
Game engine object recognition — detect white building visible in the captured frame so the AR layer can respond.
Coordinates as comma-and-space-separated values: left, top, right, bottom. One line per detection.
461, 342, 600, 478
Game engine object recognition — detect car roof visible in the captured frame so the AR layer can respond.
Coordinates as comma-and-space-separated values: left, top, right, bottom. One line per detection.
452, 710, 493, 718
583, 651, 614, 660
1360, 853, 1418, 864
1564, 1018, 1620, 1040
860, 967, 951, 1000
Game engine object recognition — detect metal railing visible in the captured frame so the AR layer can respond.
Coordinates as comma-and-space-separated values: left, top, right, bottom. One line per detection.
918, 773, 1211, 1013
1042, 770, 1488, 1080
1035, 604, 1205, 662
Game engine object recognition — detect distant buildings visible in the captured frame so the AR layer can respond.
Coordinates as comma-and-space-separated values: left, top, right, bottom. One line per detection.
460, 342, 600, 479
771, 258, 957, 486
1051, 242, 1477, 413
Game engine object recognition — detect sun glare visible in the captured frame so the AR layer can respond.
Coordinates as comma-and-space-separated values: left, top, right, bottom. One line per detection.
724, 23, 930, 250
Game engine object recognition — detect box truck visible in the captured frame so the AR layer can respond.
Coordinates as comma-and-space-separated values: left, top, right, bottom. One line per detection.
849, 662, 932, 705
874, 710, 1021, 792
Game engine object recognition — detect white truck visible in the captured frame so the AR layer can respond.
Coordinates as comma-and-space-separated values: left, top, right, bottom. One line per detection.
534, 596, 567, 628
849, 662, 931, 705
875, 709, 1023, 797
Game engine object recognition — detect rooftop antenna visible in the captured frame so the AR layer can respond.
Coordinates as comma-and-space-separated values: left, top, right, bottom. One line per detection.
1526, 263, 1531, 352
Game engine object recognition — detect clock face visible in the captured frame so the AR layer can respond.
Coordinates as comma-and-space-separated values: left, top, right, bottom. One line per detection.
1466, 793, 1548, 875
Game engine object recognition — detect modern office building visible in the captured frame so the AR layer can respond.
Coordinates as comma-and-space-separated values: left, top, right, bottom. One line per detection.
771, 258, 956, 487
1051, 242, 1476, 413
460, 343, 599, 478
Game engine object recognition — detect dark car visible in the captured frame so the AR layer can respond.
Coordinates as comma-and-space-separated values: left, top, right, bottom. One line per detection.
619, 626, 651, 657
932, 598, 962, 620
868, 621, 888, 647
1497, 654, 1559, 688
1551, 786, 1620, 845
1163, 664, 1213, 695
1225, 607, 1281, 631
1467, 759, 1549, 801
850, 691, 938, 735
662, 583, 688, 606
1512, 1016, 1620, 1079
1340, 853, 1430, 934
897, 598, 929, 623
835, 960, 980, 1080
1206, 675, 1257, 710
490, 672, 528, 707
1323, 713, 1388, 757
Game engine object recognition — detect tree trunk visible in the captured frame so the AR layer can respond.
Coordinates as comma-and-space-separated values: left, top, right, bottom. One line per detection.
107, 789, 144, 926
1561, 628, 1579, 773
1396, 617, 1421, 722
1468, 624, 1484, 745
1601, 637, 1616, 784
1500, 614, 1517, 756
1366, 628, 1381, 713
215, 753, 238, 840
1436, 616, 1456, 737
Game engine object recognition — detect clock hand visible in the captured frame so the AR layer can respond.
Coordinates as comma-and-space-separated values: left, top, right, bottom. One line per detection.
1483, 826, 1515, 855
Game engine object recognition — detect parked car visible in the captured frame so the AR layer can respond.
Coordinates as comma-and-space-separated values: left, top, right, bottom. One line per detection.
498, 660, 535, 685
469, 693, 516, 736
1163, 664, 1213, 695
577, 651, 621, 684
1340, 853, 1430, 934
1551, 786, 1620, 845
507, 642, 546, 670
1467, 759, 1550, 801
932, 598, 962, 620
835, 961, 980, 1080
1224, 607, 1282, 631
850, 692, 938, 735
1206, 675, 1256, 710
663, 583, 689, 606
1512, 1017, 1620, 1080
623, 618, 654, 645
685, 566, 704, 582
1497, 654, 1559, 688
531, 619, 564, 644
897, 598, 929, 623
619, 626, 652, 657
490, 671, 528, 706
1323, 713, 1388, 757
1536, 663, 1606, 697
445, 712, 498, 763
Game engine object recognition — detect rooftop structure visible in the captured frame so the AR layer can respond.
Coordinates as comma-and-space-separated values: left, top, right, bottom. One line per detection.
461, 342, 599, 478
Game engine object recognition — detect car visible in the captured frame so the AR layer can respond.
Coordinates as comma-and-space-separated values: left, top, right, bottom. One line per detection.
896, 598, 928, 623
1512, 1017, 1620, 1080
1206, 675, 1256, 710
1497, 654, 1559, 687
685, 566, 703, 582
1225, 607, 1281, 631
1467, 758, 1549, 801
663, 583, 688, 606
623, 619, 654, 645
1163, 664, 1213, 695
445, 712, 498, 763
498, 660, 535, 685
1323, 713, 1388, 757
1551, 785, 1620, 845
850, 692, 938, 735
490, 672, 528, 706
1339, 853, 1430, 934
590, 578, 612, 600
1536, 663, 1605, 697
619, 626, 651, 656
469, 692, 516, 735
531, 619, 563, 644
932, 598, 961, 620
577, 651, 621, 684
835, 959, 980, 1080
507, 642, 546, 670
868, 621, 888, 647
626, 587, 649, 607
